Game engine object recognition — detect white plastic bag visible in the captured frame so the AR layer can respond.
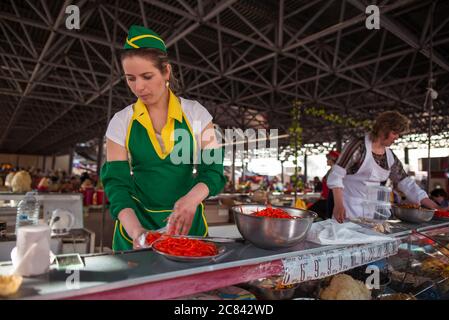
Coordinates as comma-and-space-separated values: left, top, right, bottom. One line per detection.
306, 219, 393, 245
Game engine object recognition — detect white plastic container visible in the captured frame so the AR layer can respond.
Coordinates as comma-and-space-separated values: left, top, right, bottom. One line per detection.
366, 185, 392, 204
361, 200, 392, 222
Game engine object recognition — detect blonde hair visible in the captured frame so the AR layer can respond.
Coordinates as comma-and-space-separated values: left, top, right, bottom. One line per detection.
370, 111, 410, 139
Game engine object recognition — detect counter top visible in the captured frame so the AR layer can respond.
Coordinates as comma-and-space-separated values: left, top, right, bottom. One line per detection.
1, 219, 448, 300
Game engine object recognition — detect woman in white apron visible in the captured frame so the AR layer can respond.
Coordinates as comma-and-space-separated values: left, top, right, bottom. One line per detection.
327, 111, 440, 223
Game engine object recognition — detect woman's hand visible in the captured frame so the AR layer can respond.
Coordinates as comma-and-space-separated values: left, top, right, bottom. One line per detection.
333, 203, 346, 223
117, 208, 148, 249
131, 227, 147, 249
167, 195, 199, 235
420, 197, 442, 210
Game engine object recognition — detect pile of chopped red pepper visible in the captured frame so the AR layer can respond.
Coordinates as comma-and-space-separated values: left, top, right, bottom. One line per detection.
152, 236, 218, 257
435, 210, 449, 218
251, 206, 295, 219
145, 232, 163, 246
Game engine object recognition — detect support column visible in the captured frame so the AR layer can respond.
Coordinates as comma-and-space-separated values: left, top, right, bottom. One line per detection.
231, 144, 236, 192
336, 130, 343, 152
51, 154, 56, 171
304, 154, 308, 186
68, 148, 74, 176
281, 161, 284, 185
404, 147, 409, 165
96, 136, 104, 176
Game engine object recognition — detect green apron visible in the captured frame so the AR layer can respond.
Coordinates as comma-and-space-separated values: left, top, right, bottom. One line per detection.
112, 95, 207, 251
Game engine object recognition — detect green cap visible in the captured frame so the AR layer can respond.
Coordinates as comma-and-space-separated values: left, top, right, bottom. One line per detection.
124, 25, 166, 52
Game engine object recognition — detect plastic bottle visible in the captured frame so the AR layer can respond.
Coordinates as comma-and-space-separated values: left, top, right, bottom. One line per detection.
15, 191, 40, 234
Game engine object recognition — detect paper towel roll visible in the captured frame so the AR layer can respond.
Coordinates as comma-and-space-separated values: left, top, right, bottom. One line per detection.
11, 224, 51, 276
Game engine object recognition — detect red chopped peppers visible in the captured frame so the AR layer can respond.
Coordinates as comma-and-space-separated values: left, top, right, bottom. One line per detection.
435, 210, 449, 218
153, 236, 218, 257
145, 232, 163, 246
251, 206, 295, 219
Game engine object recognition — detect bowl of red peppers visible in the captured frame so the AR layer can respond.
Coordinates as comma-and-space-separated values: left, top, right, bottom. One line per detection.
151, 235, 226, 262
232, 204, 317, 250
434, 209, 449, 220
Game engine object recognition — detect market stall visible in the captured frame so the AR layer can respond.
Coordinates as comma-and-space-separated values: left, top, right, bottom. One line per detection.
0, 219, 448, 300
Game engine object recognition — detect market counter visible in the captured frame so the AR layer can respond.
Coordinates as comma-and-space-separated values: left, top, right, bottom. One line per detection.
1, 219, 448, 300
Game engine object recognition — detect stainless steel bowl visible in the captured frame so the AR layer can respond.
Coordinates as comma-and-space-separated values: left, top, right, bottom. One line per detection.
231, 204, 317, 250
247, 277, 300, 300
392, 206, 435, 223
251, 284, 298, 300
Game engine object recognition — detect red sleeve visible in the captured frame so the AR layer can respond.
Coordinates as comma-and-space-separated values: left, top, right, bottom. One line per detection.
321, 177, 329, 199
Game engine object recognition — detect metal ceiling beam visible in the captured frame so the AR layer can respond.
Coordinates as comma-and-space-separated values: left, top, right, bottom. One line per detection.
216, 15, 225, 73
137, 0, 148, 28
145, 0, 196, 20
153, 0, 239, 48
285, 0, 334, 48
13, 74, 124, 153
9, 0, 239, 153
0, 75, 98, 95
283, 0, 419, 53
229, 6, 274, 47
348, 0, 449, 72
332, 0, 346, 69
1, 0, 448, 153
0, 12, 123, 49
0, 0, 72, 148
0, 52, 113, 78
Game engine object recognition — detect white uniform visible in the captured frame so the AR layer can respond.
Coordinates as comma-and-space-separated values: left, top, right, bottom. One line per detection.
327, 134, 427, 219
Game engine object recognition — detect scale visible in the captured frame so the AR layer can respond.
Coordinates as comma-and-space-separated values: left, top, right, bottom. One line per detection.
0, 193, 83, 230
0, 193, 94, 260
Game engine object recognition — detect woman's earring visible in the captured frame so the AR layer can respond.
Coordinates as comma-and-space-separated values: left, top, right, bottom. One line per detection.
165, 81, 169, 88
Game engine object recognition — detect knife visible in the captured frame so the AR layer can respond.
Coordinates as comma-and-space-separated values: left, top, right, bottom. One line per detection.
179, 235, 246, 243
154, 234, 245, 243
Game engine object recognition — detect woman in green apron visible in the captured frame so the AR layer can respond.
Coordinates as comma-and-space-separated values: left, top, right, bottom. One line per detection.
101, 25, 225, 251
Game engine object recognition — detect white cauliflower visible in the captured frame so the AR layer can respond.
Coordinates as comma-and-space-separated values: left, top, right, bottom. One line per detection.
5, 172, 16, 187
320, 274, 371, 300
11, 171, 32, 193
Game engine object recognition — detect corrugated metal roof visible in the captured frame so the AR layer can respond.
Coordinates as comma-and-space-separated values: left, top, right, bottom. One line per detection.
0, 0, 447, 154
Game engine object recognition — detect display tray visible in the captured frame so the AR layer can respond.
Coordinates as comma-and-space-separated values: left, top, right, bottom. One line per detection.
152, 238, 227, 263
387, 239, 449, 300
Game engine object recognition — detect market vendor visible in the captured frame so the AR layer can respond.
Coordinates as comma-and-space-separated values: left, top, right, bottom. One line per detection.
430, 188, 449, 210
327, 111, 440, 223
308, 150, 340, 219
101, 25, 225, 251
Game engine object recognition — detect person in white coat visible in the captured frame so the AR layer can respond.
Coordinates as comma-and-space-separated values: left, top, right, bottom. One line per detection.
327, 111, 440, 223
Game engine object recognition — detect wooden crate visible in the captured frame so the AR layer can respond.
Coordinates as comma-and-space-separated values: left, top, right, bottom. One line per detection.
204, 200, 229, 224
